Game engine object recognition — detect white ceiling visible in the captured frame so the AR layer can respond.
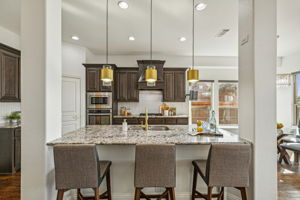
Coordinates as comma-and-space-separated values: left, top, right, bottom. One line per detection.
0, 0, 300, 57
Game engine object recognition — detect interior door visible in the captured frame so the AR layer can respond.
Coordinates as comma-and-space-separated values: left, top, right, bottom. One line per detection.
62, 76, 81, 134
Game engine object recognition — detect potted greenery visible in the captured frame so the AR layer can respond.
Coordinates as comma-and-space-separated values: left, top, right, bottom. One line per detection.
6, 113, 21, 124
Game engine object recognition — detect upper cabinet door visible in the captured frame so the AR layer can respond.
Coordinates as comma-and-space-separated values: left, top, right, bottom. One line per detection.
163, 72, 175, 101
174, 71, 186, 102
86, 68, 100, 92
116, 71, 128, 101
0, 49, 21, 102
127, 72, 139, 101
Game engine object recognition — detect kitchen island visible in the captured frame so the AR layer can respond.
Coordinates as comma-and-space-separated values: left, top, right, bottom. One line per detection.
47, 125, 248, 200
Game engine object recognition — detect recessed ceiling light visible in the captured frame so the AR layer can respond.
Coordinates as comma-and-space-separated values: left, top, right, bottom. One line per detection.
118, 1, 129, 9
195, 2, 207, 11
179, 37, 187, 42
71, 36, 80, 41
128, 36, 135, 41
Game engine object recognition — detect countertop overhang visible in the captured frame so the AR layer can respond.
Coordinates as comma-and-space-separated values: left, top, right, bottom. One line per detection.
47, 125, 247, 146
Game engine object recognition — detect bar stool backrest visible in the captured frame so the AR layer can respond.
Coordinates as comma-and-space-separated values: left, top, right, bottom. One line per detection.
134, 144, 176, 188
206, 143, 251, 187
53, 144, 100, 190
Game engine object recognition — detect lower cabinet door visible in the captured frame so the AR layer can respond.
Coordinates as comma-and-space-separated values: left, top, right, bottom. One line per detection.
14, 128, 21, 172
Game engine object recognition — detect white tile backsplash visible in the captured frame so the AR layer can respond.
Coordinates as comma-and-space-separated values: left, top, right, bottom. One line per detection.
118, 90, 189, 115
0, 103, 21, 123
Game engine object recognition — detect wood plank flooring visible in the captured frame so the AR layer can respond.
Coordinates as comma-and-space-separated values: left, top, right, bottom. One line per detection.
0, 167, 299, 200
0, 172, 20, 200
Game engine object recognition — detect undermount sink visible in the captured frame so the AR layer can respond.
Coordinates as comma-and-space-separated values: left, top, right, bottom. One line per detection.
128, 126, 170, 131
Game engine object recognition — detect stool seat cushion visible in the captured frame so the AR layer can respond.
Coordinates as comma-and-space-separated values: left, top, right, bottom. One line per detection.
280, 143, 300, 152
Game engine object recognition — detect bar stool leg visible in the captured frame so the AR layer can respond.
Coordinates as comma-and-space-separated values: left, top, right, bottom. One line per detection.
106, 169, 112, 200
207, 187, 213, 200
57, 189, 65, 200
169, 188, 175, 200
191, 167, 197, 200
94, 188, 100, 200
135, 188, 141, 200
240, 187, 247, 200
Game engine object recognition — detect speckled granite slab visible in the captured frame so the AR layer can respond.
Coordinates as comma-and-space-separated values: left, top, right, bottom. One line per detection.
0, 123, 21, 129
47, 125, 248, 145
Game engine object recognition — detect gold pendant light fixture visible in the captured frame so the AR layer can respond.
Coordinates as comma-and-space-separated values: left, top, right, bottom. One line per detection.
145, 0, 157, 85
187, 0, 199, 83
101, 0, 114, 83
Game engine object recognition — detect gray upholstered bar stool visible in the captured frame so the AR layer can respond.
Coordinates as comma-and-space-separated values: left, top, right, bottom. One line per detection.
191, 143, 251, 200
134, 144, 176, 200
53, 144, 112, 200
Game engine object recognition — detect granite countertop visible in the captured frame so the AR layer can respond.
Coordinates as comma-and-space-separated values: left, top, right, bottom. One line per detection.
113, 115, 189, 118
47, 125, 247, 145
0, 123, 21, 129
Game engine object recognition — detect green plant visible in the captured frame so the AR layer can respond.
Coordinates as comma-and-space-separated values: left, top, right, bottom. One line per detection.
6, 113, 21, 121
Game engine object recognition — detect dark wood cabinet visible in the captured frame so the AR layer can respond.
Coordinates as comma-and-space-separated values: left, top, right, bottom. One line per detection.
163, 68, 186, 102
0, 44, 21, 102
84, 64, 116, 92
113, 117, 188, 125
116, 68, 139, 102
86, 68, 100, 92
0, 126, 21, 174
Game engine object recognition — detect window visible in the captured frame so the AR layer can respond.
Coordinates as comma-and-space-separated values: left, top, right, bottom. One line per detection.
294, 73, 300, 125
218, 81, 238, 126
190, 82, 213, 124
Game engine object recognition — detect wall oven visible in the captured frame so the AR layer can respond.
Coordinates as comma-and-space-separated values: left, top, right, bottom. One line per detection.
87, 92, 112, 109
87, 109, 112, 125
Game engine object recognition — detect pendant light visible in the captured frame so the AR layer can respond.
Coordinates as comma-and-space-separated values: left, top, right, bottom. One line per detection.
101, 0, 113, 83
145, 0, 157, 85
187, 0, 199, 83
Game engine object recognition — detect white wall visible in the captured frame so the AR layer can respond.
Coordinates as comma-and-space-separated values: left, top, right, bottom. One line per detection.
276, 51, 300, 127
62, 42, 86, 127
0, 25, 21, 123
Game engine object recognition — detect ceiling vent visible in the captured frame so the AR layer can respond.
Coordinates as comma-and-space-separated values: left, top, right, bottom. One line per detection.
216, 29, 230, 37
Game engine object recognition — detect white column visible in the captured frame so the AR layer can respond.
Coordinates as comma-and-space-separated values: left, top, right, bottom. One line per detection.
21, 0, 62, 199
239, 0, 277, 200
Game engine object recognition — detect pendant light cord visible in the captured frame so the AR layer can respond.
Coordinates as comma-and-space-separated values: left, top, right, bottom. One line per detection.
106, 0, 109, 64
150, 0, 153, 61
192, 0, 195, 68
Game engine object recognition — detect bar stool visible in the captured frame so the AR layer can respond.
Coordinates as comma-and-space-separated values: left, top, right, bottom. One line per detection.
53, 144, 112, 200
134, 144, 176, 200
191, 143, 251, 200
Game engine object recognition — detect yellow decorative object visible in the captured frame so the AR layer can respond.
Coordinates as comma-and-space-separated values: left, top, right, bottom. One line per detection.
197, 120, 202, 126
145, 65, 157, 83
197, 127, 203, 132
187, 68, 199, 83
101, 65, 113, 82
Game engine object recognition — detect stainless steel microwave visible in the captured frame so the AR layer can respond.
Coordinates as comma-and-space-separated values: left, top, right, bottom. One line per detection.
87, 92, 112, 109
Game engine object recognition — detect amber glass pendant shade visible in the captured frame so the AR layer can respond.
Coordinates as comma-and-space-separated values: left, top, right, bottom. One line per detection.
101, 65, 113, 82
187, 68, 199, 83
145, 65, 157, 83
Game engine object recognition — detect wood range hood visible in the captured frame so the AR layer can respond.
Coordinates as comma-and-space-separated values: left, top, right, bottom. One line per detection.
137, 60, 165, 90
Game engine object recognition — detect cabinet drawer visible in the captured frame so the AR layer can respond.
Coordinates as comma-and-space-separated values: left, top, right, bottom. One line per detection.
148, 118, 165, 125
176, 118, 188, 125
165, 118, 177, 125
113, 118, 139, 125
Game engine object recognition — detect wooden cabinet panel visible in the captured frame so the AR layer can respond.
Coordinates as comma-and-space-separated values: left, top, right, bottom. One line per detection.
174, 71, 186, 102
116, 69, 139, 102
127, 72, 139, 101
86, 68, 100, 92
0, 44, 21, 102
113, 118, 139, 125
117, 72, 128, 101
148, 118, 165, 124
165, 118, 177, 125
14, 128, 21, 171
177, 118, 189, 125
163, 72, 174, 101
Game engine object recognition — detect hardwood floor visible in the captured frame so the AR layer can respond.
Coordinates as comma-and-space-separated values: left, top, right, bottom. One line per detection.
0, 167, 299, 200
0, 172, 20, 200
278, 164, 300, 200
